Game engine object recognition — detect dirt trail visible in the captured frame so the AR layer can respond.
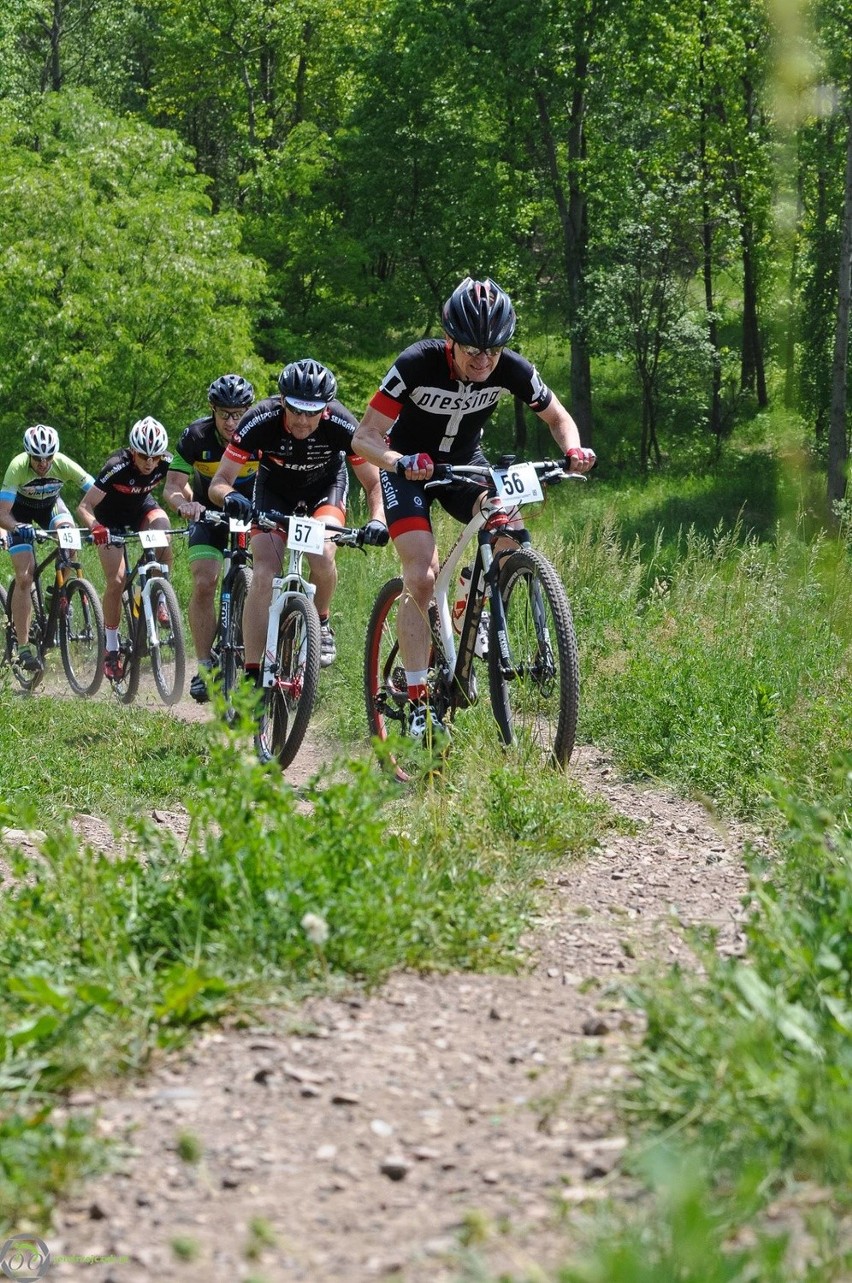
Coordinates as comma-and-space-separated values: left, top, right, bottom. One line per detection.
41, 731, 756, 1283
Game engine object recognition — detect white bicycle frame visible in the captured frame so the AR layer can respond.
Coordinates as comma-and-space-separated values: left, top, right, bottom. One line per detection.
432, 495, 505, 674
133, 529, 173, 654
260, 523, 318, 690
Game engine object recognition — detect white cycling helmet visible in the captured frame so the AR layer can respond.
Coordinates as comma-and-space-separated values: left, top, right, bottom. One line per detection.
129, 416, 168, 457
23, 424, 59, 458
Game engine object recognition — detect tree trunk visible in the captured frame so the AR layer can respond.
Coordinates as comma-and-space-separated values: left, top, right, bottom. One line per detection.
827, 102, 852, 509
699, 0, 722, 442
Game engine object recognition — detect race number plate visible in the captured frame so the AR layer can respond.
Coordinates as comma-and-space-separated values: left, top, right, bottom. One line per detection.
228, 518, 251, 533
57, 527, 82, 550
287, 514, 325, 555
139, 529, 170, 549
492, 463, 543, 505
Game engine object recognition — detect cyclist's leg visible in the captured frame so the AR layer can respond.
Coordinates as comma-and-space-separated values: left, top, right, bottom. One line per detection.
97, 542, 127, 635
307, 498, 346, 668
187, 521, 225, 662
7, 501, 44, 652
242, 526, 285, 670
140, 501, 172, 572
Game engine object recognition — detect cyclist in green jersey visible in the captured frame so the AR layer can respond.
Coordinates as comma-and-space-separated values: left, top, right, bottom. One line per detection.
0, 425, 94, 672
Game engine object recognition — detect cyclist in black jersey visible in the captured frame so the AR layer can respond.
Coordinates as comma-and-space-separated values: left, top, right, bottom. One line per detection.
163, 374, 257, 702
78, 417, 173, 680
352, 276, 596, 739
209, 359, 387, 675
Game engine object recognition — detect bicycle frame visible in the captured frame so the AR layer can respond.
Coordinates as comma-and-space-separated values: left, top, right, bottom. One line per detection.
199, 510, 252, 659
261, 541, 316, 690
7, 534, 84, 656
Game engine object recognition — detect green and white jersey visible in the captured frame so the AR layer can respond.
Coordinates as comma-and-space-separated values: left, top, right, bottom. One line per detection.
1, 452, 94, 509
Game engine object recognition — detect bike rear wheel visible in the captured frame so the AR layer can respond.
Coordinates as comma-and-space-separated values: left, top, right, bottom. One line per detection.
59, 577, 105, 697
364, 578, 448, 780
6, 580, 45, 692
256, 596, 321, 769
149, 577, 186, 706
221, 565, 252, 703
488, 547, 579, 767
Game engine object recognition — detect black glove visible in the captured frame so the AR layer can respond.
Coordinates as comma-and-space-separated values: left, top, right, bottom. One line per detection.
10, 524, 35, 548
361, 519, 389, 547
223, 491, 252, 520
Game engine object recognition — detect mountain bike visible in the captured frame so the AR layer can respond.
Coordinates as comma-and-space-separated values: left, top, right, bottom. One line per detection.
253, 509, 370, 770
102, 529, 187, 706
364, 457, 581, 778
2, 527, 105, 696
196, 509, 253, 708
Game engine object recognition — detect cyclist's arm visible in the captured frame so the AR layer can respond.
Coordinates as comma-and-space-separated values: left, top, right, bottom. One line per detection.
0, 495, 17, 533
352, 405, 402, 471
77, 484, 106, 531
163, 466, 203, 521
208, 455, 242, 509
350, 458, 386, 524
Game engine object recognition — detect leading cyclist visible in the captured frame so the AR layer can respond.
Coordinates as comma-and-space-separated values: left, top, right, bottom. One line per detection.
352, 276, 596, 739
0, 425, 95, 673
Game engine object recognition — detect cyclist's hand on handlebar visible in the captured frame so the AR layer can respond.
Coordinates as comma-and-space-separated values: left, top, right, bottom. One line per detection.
11, 524, 35, 547
177, 499, 204, 521
361, 519, 389, 547
91, 522, 111, 546
223, 491, 253, 521
396, 452, 434, 480
564, 446, 597, 473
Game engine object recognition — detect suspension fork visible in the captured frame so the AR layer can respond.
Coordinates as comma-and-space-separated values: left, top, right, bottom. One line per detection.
261, 568, 315, 689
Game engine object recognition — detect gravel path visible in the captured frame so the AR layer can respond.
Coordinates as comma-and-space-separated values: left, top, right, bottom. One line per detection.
41, 739, 757, 1283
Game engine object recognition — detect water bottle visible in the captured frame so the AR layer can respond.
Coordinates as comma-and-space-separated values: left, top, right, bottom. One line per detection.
452, 566, 472, 634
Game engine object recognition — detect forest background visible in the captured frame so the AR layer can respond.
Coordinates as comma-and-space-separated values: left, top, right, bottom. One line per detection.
0, 0, 849, 503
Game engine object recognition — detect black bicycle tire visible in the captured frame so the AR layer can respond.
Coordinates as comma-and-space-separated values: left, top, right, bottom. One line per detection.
149, 577, 186, 706
259, 596, 321, 769
221, 565, 253, 701
114, 593, 141, 705
6, 580, 45, 692
59, 577, 106, 697
487, 547, 579, 767
364, 577, 405, 741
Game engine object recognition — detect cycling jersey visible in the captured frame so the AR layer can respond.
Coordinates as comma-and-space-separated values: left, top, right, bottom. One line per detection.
224, 397, 365, 500
1, 452, 94, 511
170, 415, 258, 505
91, 448, 172, 529
369, 339, 553, 459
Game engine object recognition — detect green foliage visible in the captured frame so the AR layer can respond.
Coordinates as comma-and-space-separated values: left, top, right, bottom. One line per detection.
0, 88, 267, 467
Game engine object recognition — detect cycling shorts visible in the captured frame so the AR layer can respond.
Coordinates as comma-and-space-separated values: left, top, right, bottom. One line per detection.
379, 449, 490, 540
188, 516, 228, 563
253, 467, 348, 537
94, 494, 164, 532
8, 497, 72, 552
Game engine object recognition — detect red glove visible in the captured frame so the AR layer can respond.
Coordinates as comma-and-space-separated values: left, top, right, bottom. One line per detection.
91, 523, 110, 546
396, 453, 434, 477
565, 447, 597, 472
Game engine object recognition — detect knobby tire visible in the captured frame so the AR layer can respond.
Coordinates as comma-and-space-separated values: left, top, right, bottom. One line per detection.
257, 596, 321, 770
149, 577, 186, 706
59, 577, 105, 697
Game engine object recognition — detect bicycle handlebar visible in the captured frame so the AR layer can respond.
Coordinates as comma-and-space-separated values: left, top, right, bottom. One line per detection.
255, 510, 368, 548
102, 528, 189, 546
418, 459, 586, 489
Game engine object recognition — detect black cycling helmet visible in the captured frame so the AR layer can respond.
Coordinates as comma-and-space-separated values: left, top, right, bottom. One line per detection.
441, 276, 516, 350
208, 374, 254, 408
277, 359, 337, 412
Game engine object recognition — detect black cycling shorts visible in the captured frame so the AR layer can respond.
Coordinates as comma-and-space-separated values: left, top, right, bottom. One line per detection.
380, 449, 490, 540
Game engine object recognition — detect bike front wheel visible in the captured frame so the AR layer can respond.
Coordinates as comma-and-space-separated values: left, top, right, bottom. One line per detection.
221, 565, 253, 704
59, 577, 105, 697
149, 577, 186, 706
112, 593, 141, 704
256, 596, 321, 769
488, 547, 579, 767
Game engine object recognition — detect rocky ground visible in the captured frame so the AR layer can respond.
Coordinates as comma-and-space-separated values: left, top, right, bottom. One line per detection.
35, 730, 758, 1283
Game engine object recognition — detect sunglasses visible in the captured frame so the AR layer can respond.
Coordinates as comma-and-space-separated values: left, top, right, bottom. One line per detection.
214, 408, 245, 422
456, 344, 504, 358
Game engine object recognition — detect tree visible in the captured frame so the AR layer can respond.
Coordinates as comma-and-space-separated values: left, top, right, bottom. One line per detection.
0, 90, 267, 466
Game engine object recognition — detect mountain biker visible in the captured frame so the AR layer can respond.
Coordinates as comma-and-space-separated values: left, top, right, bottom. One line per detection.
352, 275, 596, 740
208, 358, 388, 678
78, 417, 174, 681
0, 425, 95, 673
163, 374, 258, 702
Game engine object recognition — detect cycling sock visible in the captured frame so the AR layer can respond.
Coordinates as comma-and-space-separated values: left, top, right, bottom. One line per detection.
406, 669, 428, 702
106, 627, 120, 650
